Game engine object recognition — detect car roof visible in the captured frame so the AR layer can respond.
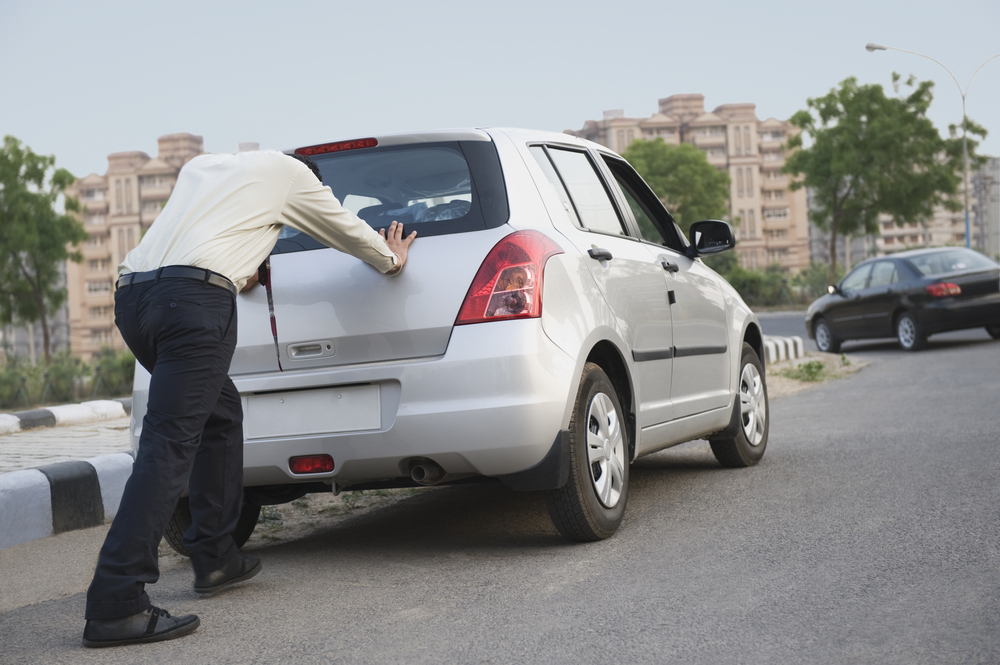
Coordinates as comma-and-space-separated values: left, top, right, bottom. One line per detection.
883, 246, 982, 260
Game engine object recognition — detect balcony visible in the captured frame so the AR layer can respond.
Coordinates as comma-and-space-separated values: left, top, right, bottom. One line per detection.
694, 133, 726, 148
82, 244, 110, 260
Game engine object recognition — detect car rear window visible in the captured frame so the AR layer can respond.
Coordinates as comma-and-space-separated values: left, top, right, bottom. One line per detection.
905, 249, 998, 276
273, 140, 509, 254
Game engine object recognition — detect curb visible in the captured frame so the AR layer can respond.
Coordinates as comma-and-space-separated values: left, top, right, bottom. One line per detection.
762, 335, 805, 366
0, 398, 132, 436
0, 452, 134, 550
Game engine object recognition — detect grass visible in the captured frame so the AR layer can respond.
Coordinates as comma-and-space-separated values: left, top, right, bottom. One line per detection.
777, 359, 827, 382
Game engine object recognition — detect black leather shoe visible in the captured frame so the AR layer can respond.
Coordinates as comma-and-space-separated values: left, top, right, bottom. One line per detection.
83, 606, 199, 648
194, 553, 262, 594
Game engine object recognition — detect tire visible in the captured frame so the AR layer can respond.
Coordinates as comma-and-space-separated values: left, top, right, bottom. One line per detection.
544, 362, 629, 542
896, 312, 926, 351
163, 492, 261, 557
986, 326, 1000, 340
813, 317, 841, 353
709, 343, 769, 468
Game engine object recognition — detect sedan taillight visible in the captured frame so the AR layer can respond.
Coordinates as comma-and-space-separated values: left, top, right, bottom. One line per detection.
926, 282, 962, 297
455, 231, 563, 325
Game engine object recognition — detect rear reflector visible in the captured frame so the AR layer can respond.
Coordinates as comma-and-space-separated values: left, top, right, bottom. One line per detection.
455, 230, 563, 325
926, 282, 961, 297
295, 138, 378, 156
289, 455, 335, 474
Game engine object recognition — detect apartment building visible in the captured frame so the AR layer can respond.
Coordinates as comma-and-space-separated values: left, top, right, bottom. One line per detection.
65, 133, 203, 360
568, 94, 810, 274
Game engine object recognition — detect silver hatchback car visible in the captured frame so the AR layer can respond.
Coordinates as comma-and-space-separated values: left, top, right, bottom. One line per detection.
132, 128, 769, 548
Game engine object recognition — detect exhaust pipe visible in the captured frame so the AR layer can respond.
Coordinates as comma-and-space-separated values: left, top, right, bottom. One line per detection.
409, 459, 446, 486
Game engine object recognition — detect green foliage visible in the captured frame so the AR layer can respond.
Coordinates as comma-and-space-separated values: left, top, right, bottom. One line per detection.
779, 360, 827, 382
0, 136, 88, 364
784, 75, 982, 281
90, 347, 136, 398
704, 252, 797, 308
793, 261, 846, 299
623, 138, 731, 235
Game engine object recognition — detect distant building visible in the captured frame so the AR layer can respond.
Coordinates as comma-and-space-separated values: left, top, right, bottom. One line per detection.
567, 94, 811, 274
65, 133, 204, 360
972, 156, 999, 259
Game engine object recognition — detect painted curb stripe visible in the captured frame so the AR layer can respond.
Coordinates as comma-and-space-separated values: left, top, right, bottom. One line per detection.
36, 461, 105, 534
10, 409, 57, 431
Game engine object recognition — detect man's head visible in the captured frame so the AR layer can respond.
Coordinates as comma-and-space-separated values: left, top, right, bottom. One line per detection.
288, 153, 321, 181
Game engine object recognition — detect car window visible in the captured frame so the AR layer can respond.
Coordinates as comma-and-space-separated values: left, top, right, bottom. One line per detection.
906, 248, 999, 276
601, 156, 684, 251
543, 148, 626, 236
272, 140, 509, 254
529, 146, 581, 227
840, 264, 871, 293
868, 261, 898, 288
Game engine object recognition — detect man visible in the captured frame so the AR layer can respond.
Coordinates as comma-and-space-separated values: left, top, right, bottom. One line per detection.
82, 149, 415, 648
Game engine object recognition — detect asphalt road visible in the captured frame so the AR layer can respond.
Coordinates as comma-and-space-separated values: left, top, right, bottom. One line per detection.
2, 331, 998, 664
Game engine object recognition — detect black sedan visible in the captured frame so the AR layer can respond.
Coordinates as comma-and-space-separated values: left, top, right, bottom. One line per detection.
805, 247, 1000, 352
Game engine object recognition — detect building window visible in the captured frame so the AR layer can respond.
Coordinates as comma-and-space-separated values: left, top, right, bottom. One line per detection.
733, 126, 742, 155
127, 228, 135, 251
87, 281, 112, 294
125, 179, 133, 213
746, 168, 753, 195
763, 208, 790, 220
118, 229, 126, 260
627, 130, 634, 145
115, 180, 123, 214
749, 209, 756, 238
744, 127, 752, 154
617, 130, 625, 151
737, 169, 744, 197
739, 209, 746, 238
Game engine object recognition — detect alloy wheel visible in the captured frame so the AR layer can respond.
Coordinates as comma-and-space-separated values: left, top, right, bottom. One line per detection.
739, 363, 767, 446
586, 392, 625, 509
898, 316, 917, 348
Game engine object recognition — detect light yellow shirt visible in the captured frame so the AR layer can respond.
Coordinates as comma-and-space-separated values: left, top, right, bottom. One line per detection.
119, 150, 398, 290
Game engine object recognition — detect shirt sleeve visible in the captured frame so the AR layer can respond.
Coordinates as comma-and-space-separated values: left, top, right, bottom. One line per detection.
278, 167, 399, 274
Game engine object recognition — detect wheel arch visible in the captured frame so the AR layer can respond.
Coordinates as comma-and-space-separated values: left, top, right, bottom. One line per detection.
742, 321, 765, 371
586, 340, 636, 461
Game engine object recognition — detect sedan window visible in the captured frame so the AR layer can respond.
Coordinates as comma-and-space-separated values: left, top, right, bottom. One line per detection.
544, 148, 626, 237
868, 261, 898, 288
840, 264, 872, 293
601, 156, 684, 251
906, 248, 999, 276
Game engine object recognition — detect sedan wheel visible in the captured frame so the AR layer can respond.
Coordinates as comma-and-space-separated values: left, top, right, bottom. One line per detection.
896, 312, 926, 351
545, 362, 629, 541
814, 318, 840, 353
709, 343, 768, 468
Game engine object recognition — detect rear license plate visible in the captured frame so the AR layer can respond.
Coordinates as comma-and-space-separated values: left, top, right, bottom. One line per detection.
245, 385, 381, 439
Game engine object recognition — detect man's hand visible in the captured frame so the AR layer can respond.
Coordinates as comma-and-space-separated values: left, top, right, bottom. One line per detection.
240, 271, 259, 292
380, 220, 417, 274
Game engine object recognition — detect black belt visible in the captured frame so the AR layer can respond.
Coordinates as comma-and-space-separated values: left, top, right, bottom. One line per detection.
116, 266, 237, 296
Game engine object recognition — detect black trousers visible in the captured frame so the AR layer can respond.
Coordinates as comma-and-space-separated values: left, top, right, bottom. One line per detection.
86, 276, 244, 620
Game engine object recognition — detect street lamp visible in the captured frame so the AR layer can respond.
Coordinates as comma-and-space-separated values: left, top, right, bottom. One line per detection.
866, 43, 1000, 249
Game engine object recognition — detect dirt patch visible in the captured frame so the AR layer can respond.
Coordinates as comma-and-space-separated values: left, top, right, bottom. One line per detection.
158, 487, 435, 560
765, 351, 868, 399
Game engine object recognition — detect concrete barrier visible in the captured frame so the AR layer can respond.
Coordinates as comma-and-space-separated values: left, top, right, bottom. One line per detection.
762, 335, 805, 366
0, 452, 134, 550
0, 398, 131, 436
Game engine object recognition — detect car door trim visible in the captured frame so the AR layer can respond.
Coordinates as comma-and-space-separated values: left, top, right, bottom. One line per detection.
632, 348, 674, 362
673, 345, 727, 358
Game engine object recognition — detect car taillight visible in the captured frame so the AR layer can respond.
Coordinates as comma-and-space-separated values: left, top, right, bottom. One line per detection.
289, 455, 335, 474
455, 230, 564, 325
926, 282, 961, 297
295, 138, 378, 156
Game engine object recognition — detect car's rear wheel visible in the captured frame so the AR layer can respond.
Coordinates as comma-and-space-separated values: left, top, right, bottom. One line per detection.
544, 362, 629, 542
986, 326, 1000, 340
814, 317, 841, 353
896, 312, 926, 351
163, 493, 261, 557
709, 343, 768, 468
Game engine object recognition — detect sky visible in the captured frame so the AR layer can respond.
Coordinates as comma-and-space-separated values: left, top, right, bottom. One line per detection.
1, 0, 998, 178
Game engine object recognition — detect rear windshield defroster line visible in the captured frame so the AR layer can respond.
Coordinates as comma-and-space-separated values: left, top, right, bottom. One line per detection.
272, 140, 510, 255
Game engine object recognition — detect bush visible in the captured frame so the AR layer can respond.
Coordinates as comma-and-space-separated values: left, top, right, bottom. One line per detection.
90, 347, 136, 398
41, 351, 89, 404
793, 261, 845, 300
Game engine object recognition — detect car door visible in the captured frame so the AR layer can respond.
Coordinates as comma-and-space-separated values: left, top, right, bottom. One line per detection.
598, 154, 731, 421
529, 145, 675, 428
826, 263, 873, 339
856, 260, 899, 337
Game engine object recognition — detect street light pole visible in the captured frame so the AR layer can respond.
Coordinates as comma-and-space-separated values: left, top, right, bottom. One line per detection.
865, 43, 1000, 249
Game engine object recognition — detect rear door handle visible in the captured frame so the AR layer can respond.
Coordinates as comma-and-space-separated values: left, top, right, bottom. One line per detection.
661, 261, 680, 273
588, 248, 613, 261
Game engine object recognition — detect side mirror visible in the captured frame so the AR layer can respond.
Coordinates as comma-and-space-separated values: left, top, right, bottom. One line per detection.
688, 220, 735, 256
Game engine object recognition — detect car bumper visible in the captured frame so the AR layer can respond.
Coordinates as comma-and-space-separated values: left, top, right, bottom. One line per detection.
132, 319, 576, 488
914, 293, 1000, 334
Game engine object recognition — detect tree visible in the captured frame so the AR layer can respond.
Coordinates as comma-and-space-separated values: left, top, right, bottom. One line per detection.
784, 75, 984, 281
623, 138, 731, 235
0, 135, 87, 364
